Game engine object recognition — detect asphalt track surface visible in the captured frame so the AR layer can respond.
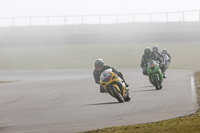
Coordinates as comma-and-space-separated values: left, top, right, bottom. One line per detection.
0, 69, 199, 133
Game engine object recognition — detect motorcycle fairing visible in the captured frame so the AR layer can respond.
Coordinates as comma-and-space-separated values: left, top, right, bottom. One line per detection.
147, 60, 163, 84
100, 69, 126, 97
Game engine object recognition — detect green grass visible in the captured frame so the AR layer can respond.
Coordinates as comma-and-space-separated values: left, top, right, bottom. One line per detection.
80, 71, 200, 133
0, 42, 200, 70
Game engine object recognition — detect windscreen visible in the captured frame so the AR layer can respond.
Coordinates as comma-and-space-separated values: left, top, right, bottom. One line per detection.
147, 60, 157, 67
100, 69, 112, 80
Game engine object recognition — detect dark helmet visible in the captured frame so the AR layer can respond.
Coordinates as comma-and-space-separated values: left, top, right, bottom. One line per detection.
95, 58, 104, 71
152, 45, 158, 52
144, 47, 152, 56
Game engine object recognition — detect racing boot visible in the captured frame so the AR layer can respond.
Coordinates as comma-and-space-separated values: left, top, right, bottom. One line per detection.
163, 72, 166, 78
125, 82, 129, 87
126, 87, 129, 93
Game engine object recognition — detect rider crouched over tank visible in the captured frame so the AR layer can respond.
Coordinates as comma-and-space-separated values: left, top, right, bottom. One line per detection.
152, 45, 166, 78
161, 48, 171, 63
161, 48, 172, 73
93, 58, 129, 93
140, 47, 165, 78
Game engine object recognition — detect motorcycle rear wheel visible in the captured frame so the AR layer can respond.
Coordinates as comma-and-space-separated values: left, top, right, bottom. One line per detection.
124, 91, 131, 102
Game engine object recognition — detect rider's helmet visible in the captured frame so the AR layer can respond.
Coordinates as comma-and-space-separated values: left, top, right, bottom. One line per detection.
95, 58, 104, 71
144, 47, 152, 57
152, 45, 158, 52
162, 49, 167, 54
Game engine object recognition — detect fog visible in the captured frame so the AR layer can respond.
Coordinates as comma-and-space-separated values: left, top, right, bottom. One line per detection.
0, 0, 199, 17
1, 3, 200, 133
0, 0, 200, 70
0, 22, 200, 69
1, 22, 200, 46
0, 0, 200, 26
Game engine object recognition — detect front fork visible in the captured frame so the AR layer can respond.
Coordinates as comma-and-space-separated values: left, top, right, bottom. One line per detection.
106, 82, 126, 98
149, 72, 163, 84
116, 81, 127, 98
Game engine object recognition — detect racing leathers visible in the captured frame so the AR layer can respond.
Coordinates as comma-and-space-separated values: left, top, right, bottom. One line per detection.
153, 51, 164, 62
161, 52, 171, 63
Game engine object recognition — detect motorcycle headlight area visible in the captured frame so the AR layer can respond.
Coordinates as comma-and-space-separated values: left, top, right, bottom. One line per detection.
101, 73, 112, 82
100, 70, 112, 82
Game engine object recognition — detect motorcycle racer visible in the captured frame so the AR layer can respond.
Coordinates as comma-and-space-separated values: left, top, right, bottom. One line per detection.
152, 45, 166, 78
161, 48, 171, 75
161, 48, 171, 63
152, 45, 164, 61
93, 58, 129, 93
140, 47, 164, 77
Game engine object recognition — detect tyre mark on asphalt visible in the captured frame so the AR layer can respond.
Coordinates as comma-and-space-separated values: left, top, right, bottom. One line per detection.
49, 87, 66, 102
3, 96, 24, 105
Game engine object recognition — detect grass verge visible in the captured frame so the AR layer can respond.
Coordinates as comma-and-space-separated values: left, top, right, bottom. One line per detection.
0, 81, 19, 83
80, 71, 200, 133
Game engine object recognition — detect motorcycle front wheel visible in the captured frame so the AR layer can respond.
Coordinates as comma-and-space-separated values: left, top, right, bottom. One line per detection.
110, 86, 125, 103
153, 75, 161, 90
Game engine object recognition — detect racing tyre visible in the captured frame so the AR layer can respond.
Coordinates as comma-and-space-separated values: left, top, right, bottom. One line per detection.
124, 90, 131, 102
153, 75, 161, 90
110, 86, 125, 103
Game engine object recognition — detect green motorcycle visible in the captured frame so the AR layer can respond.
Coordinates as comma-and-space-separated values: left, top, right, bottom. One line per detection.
146, 60, 163, 90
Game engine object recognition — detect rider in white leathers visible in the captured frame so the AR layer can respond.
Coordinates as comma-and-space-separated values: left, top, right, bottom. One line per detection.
161, 48, 171, 72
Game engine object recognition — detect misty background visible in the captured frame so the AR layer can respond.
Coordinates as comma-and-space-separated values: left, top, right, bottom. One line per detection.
1, 22, 200, 47
0, 0, 200, 70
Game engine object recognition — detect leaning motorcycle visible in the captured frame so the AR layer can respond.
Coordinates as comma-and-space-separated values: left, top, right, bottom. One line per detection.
146, 60, 163, 90
100, 69, 131, 103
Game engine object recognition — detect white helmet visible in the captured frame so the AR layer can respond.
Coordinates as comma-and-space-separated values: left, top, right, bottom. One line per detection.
152, 45, 158, 52
162, 48, 167, 54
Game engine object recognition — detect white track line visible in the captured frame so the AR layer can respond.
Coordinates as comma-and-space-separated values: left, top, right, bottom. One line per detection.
191, 76, 198, 105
